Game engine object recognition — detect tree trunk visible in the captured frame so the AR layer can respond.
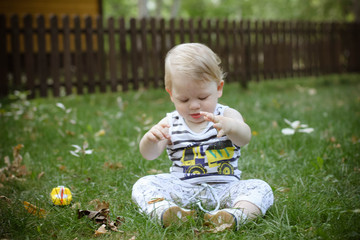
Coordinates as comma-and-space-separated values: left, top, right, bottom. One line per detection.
171, 0, 181, 18
138, 0, 148, 18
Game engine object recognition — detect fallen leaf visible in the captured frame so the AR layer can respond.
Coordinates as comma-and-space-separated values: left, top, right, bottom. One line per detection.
0, 195, 12, 204
147, 169, 163, 174
94, 224, 108, 236
128, 236, 136, 240
95, 129, 106, 137
78, 206, 124, 234
1, 144, 29, 182
206, 223, 233, 233
148, 197, 165, 204
90, 199, 110, 211
58, 165, 67, 171
66, 130, 75, 136
277, 187, 291, 193
37, 171, 45, 180
103, 162, 124, 170
78, 208, 109, 224
23, 201, 46, 218
351, 136, 359, 144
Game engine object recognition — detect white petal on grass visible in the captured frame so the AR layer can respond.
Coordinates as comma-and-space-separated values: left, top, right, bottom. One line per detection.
71, 145, 82, 150
56, 102, 66, 110
298, 128, 314, 133
284, 119, 292, 126
84, 149, 93, 155
290, 120, 301, 129
70, 151, 80, 157
281, 128, 296, 135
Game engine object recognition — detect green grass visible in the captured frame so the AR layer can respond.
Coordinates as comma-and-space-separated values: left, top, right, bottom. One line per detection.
1, 74, 360, 239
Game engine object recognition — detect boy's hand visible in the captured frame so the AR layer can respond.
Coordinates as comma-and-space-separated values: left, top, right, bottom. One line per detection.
200, 109, 251, 146
200, 111, 230, 138
145, 122, 170, 142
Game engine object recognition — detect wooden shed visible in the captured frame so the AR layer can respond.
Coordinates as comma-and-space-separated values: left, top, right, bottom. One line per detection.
0, 0, 102, 26
1, 0, 103, 52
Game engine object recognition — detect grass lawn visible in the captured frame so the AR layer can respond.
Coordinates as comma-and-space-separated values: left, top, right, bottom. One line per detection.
1, 74, 359, 239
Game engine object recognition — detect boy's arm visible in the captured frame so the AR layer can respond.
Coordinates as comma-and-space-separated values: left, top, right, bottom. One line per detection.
200, 108, 251, 147
139, 117, 171, 160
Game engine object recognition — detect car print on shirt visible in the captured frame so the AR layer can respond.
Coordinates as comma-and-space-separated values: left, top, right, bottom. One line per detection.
180, 140, 235, 176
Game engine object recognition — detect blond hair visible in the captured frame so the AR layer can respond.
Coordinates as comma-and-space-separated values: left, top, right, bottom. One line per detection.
164, 43, 225, 90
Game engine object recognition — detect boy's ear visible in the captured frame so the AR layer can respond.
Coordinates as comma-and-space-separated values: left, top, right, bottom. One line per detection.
166, 88, 172, 96
217, 81, 224, 98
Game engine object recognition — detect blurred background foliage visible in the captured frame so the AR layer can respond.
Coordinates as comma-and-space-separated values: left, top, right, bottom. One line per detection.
103, 0, 359, 22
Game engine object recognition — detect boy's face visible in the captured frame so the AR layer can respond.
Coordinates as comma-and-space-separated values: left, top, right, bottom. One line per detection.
167, 73, 224, 127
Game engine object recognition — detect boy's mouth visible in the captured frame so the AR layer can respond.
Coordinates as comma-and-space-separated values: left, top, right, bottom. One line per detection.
190, 113, 201, 119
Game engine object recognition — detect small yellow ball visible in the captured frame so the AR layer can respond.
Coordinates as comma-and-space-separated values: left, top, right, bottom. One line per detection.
50, 186, 72, 206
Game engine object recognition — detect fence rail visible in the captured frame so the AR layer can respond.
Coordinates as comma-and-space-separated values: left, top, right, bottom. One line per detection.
1, 14, 359, 98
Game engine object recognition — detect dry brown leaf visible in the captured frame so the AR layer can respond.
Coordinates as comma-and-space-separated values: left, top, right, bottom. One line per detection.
37, 171, 45, 180
78, 208, 109, 224
58, 165, 67, 171
1, 144, 29, 182
128, 236, 136, 240
66, 130, 75, 136
206, 223, 233, 233
95, 129, 106, 137
0, 195, 12, 204
277, 187, 291, 193
103, 162, 124, 170
148, 197, 165, 204
90, 199, 110, 211
23, 201, 46, 218
352, 136, 359, 144
94, 224, 108, 236
147, 169, 163, 174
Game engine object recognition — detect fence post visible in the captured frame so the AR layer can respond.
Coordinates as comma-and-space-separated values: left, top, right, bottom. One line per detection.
37, 15, 47, 97
108, 17, 117, 92
150, 18, 159, 88
74, 16, 84, 94
254, 20, 259, 81
140, 18, 150, 88
130, 18, 139, 90
24, 14, 35, 98
97, 16, 106, 93
238, 20, 247, 88
0, 14, 7, 97
10, 15, 21, 90
50, 15, 60, 97
85, 16, 95, 93
119, 17, 128, 91
63, 15, 73, 96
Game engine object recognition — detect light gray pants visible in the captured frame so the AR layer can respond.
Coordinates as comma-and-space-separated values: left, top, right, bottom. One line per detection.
132, 173, 274, 219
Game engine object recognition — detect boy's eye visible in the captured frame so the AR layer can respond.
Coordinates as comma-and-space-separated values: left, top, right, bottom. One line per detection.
199, 96, 208, 100
180, 99, 188, 103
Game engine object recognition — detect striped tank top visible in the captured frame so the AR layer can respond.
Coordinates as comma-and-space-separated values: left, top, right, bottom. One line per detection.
166, 104, 242, 184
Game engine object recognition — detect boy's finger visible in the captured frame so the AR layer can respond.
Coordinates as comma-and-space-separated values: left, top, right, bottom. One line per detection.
158, 122, 170, 129
217, 129, 225, 138
200, 111, 218, 123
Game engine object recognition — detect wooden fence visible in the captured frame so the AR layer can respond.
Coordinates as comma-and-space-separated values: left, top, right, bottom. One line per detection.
1, 14, 359, 98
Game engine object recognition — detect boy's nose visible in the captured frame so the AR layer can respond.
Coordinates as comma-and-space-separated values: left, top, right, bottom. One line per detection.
189, 100, 200, 110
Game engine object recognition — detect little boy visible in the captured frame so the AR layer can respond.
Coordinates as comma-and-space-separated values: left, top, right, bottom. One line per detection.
132, 43, 273, 229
